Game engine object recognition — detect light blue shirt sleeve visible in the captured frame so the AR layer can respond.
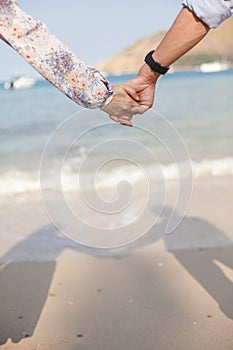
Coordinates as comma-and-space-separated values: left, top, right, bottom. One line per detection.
182, 0, 233, 28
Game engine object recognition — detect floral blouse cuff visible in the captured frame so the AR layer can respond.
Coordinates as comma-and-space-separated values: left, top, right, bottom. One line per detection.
0, 0, 115, 109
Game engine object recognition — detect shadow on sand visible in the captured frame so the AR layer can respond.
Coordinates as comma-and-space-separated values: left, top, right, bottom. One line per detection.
0, 207, 232, 345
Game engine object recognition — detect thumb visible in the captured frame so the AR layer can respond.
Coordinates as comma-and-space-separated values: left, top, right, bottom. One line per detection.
123, 85, 139, 102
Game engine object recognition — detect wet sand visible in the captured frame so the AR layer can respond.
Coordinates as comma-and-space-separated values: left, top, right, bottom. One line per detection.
0, 178, 233, 349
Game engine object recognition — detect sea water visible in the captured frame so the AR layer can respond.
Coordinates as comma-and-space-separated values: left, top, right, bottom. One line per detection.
0, 70, 233, 196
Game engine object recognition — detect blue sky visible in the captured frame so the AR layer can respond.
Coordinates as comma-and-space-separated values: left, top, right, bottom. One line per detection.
0, 0, 181, 80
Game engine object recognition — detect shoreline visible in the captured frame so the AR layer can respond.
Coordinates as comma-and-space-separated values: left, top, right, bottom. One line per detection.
0, 176, 232, 260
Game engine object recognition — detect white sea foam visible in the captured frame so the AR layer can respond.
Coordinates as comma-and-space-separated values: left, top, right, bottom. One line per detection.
0, 171, 40, 196
0, 157, 233, 196
192, 158, 233, 178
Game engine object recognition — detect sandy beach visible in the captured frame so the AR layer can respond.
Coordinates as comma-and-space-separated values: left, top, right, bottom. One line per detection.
1, 2, 233, 347
0, 177, 232, 350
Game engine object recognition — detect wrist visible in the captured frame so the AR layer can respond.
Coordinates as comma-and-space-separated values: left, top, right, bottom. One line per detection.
138, 63, 160, 83
145, 50, 170, 76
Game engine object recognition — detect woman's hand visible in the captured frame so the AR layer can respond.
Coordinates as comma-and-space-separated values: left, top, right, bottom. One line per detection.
103, 84, 139, 127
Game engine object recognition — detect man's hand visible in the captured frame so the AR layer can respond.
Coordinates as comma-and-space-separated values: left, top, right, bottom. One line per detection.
103, 64, 158, 126
103, 84, 139, 126
124, 64, 159, 115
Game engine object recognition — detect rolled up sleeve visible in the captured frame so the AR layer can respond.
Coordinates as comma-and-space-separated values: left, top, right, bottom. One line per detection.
0, 0, 114, 109
182, 0, 233, 28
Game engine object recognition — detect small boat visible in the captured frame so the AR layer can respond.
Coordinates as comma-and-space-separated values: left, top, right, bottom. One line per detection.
199, 61, 230, 73
4, 76, 36, 90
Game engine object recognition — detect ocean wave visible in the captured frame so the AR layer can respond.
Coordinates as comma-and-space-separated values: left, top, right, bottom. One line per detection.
0, 157, 233, 196
0, 171, 40, 196
192, 158, 233, 178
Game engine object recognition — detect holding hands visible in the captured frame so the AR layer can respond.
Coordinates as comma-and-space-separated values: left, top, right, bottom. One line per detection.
1, 1, 212, 128
103, 63, 160, 126
103, 84, 140, 127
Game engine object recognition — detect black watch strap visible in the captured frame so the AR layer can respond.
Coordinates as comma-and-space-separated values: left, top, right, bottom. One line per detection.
144, 50, 169, 75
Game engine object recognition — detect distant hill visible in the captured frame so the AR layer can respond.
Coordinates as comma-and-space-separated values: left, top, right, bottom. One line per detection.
97, 18, 233, 74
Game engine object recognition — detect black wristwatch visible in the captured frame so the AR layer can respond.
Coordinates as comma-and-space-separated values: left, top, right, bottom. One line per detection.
144, 50, 170, 75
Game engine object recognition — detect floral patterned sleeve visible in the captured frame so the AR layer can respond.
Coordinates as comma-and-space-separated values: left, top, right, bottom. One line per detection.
0, 0, 114, 109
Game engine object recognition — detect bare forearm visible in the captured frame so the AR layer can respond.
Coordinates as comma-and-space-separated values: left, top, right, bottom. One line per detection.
153, 7, 209, 67
125, 2, 232, 117
140, 7, 209, 81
